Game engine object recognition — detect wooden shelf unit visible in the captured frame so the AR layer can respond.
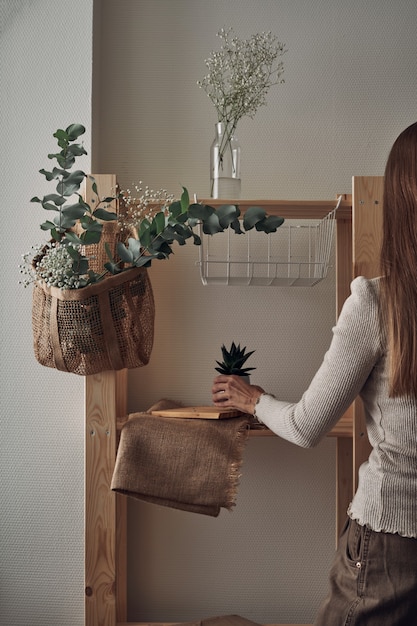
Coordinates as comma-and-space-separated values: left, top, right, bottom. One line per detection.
84, 176, 383, 626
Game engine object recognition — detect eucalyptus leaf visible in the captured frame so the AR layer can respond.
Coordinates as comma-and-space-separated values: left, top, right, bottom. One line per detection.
42, 193, 66, 206
132, 255, 153, 268
216, 204, 240, 228
230, 218, 244, 234
39, 168, 58, 181
127, 237, 142, 259
168, 200, 182, 218
64, 231, 83, 245
41, 201, 60, 211
62, 204, 87, 220
201, 212, 223, 235
65, 124, 86, 141
72, 258, 89, 275
92, 208, 117, 221
40, 220, 57, 231
53, 214, 76, 229
116, 242, 134, 264
153, 211, 166, 234
104, 261, 122, 274
66, 245, 82, 261
188, 202, 215, 221
80, 220, 102, 232
180, 187, 190, 212
81, 230, 102, 245
243, 206, 267, 230
67, 144, 87, 157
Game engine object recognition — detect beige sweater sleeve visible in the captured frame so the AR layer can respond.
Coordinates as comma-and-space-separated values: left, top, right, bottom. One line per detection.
255, 276, 382, 447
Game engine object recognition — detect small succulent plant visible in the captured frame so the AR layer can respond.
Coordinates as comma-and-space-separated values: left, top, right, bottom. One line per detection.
215, 342, 256, 376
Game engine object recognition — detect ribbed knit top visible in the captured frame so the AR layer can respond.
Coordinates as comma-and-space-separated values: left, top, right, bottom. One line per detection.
255, 276, 417, 538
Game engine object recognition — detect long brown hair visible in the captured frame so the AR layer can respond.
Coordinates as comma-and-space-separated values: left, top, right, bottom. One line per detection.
380, 121, 417, 397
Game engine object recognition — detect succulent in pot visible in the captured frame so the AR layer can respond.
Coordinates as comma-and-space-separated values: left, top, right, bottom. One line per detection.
215, 342, 256, 381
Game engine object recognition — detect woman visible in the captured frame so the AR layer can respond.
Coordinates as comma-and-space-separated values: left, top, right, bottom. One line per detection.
212, 121, 417, 625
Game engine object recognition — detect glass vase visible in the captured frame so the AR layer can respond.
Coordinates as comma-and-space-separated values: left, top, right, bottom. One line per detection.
210, 121, 241, 199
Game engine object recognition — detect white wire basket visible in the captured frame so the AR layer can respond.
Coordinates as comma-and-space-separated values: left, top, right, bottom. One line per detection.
196, 196, 341, 287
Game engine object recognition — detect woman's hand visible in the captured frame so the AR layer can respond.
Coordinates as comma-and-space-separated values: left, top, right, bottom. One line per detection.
212, 374, 265, 415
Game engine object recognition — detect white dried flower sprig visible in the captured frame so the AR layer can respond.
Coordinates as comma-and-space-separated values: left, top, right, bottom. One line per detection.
198, 28, 287, 163
118, 182, 175, 234
19, 242, 90, 290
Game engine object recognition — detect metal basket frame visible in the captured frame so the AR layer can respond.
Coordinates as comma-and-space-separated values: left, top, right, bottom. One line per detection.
196, 197, 341, 287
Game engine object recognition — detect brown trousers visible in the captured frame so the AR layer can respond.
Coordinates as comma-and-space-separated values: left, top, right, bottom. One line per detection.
314, 517, 417, 625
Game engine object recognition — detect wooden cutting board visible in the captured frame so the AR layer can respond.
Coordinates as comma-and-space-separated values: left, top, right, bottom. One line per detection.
150, 406, 243, 419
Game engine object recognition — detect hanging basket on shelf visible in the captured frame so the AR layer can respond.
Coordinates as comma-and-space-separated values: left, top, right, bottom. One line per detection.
32, 267, 155, 376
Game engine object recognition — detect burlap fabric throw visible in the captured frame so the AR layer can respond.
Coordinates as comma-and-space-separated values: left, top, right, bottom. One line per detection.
111, 400, 251, 516
174, 615, 263, 626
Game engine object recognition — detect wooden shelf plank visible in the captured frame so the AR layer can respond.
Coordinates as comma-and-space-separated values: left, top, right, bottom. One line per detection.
199, 198, 351, 220
249, 407, 353, 439
117, 623, 312, 626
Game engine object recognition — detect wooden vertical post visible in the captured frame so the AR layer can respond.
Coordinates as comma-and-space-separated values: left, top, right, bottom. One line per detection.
84, 175, 127, 626
351, 176, 384, 491
335, 199, 353, 539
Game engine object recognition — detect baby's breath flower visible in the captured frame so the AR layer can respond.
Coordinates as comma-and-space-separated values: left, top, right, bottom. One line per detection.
118, 183, 175, 235
198, 28, 287, 163
19, 242, 91, 289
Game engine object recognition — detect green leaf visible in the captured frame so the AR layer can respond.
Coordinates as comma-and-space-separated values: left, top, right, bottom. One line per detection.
66, 245, 82, 261
93, 208, 118, 221
73, 258, 89, 275
180, 187, 190, 212
168, 200, 182, 219
81, 220, 102, 232
39, 168, 58, 181
64, 231, 83, 245
67, 143, 87, 157
188, 202, 215, 221
53, 214, 76, 229
62, 204, 86, 220
104, 261, 122, 274
42, 193, 66, 206
230, 218, 244, 234
201, 212, 223, 235
81, 230, 101, 245
65, 124, 86, 141
152, 211, 165, 234
53, 128, 68, 142
116, 242, 134, 263
50, 227, 62, 241
41, 201, 60, 211
57, 170, 86, 197
243, 206, 266, 230
216, 204, 240, 228
254, 216, 285, 233
104, 242, 114, 262
40, 220, 57, 231
125, 237, 141, 259
132, 255, 153, 268
55, 153, 76, 170
31, 196, 41, 203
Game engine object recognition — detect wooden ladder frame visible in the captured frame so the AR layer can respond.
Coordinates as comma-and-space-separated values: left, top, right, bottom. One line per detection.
84, 175, 383, 626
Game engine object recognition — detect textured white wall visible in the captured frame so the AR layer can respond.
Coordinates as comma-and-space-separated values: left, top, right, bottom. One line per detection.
3, 0, 417, 625
92, 1, 417, 624
0, 1, 93, 625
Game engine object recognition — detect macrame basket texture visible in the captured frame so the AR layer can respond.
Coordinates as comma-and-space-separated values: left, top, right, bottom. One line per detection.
32, 266, 155, 376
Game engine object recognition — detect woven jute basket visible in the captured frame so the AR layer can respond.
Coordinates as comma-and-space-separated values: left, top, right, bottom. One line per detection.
32, 267, 155, 376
